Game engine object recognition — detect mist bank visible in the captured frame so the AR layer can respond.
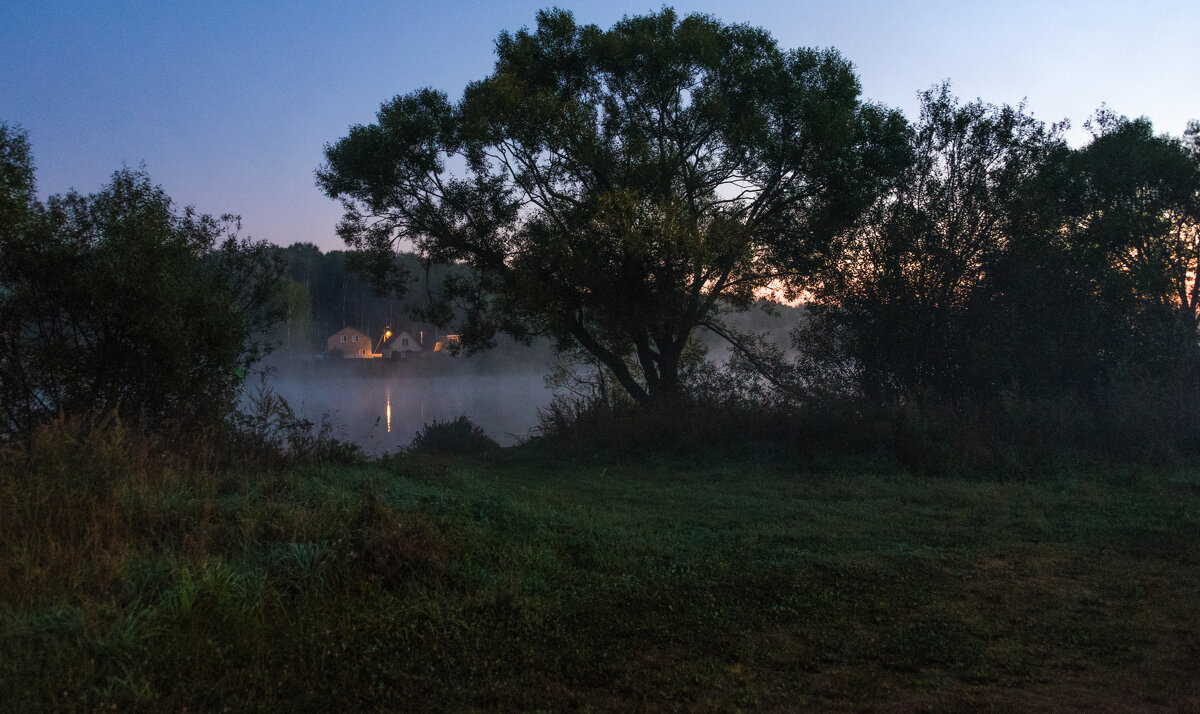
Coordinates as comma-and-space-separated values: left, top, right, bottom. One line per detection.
258, 303, 806, 454
262, 370, 553, 453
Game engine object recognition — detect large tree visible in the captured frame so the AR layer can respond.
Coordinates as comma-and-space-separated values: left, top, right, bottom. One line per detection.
0, 123, 283, 440
318, 8, 902, 405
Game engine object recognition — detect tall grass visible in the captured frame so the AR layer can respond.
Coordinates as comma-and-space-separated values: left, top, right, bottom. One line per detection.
2, 412, 1197, 710
0, 415, 453, 711
534, 382, 1200, 477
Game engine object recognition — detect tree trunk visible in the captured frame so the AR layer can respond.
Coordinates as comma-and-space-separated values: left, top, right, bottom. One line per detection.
567, 320, 650, 405
650, 340, 683, 407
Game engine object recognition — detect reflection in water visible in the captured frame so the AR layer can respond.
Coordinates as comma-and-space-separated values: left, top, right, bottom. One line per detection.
266, 372, 552, 455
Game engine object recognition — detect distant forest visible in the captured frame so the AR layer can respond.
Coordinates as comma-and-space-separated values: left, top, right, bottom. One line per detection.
271, 242, 802, 359
270, 243, 451, 353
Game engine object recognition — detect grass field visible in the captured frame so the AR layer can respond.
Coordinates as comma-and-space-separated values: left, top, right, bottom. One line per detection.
2, 434, 1198, 711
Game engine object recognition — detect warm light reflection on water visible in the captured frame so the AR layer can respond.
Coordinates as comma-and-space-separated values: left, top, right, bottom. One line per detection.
265, 373, 551, 455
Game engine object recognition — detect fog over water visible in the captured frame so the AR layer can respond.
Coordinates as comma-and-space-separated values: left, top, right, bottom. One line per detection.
266, 371, 554, 454
258, 305, 802, 455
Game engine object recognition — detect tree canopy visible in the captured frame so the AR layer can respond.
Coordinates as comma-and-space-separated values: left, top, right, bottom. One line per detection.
319, 8, 904, 405
799, 91, 1200, 411
799, 85, 1072, 401
0, 122, 283, 440
1068, 111, 1200, 334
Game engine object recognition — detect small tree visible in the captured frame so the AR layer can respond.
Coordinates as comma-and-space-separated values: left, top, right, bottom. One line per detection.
1068, 112, 1200, 343
798, 85, 1068, 402
318, 8, 903, 406
0, 123, 283, 440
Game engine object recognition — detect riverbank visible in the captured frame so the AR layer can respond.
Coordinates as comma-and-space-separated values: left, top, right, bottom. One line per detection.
2, 439, 1197, 711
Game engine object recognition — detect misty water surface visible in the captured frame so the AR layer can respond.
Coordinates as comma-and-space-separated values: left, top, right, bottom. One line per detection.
266, 372, 554, 454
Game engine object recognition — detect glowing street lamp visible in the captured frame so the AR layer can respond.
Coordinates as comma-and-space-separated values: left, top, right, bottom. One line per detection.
374, 326, 393, 354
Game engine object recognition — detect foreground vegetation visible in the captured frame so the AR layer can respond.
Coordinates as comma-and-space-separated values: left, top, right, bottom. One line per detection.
3, 420, 1197, 712
4, 8, 1198, 710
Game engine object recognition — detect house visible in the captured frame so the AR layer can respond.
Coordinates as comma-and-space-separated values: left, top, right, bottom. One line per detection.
325, 327, 380, 358
382, 329, 423, 360
433, 334, 461, 352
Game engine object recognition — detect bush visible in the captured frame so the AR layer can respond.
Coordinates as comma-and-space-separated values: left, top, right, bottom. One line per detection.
533, 370, 1200, 475
231, 381, 364, 467
407, 416, 499, 457
535, 388, 800, 462
0, 123, 283, 442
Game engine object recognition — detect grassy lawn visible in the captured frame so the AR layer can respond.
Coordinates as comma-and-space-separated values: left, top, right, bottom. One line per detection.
2, 444, 1198, 711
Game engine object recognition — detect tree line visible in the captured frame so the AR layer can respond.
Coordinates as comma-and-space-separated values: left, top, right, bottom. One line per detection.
269, 243, 454, 354
3, 7, 1197, 458
318, 7, 1199, 443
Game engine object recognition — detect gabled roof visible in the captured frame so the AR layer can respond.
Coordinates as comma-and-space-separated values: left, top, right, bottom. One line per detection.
387, 329, 422, 351
328, 326, 369, 340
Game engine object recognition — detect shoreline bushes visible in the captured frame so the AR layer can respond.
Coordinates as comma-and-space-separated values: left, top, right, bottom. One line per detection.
0, 123, 284, 445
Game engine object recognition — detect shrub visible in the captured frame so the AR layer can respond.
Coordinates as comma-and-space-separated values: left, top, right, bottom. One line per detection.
407, 416, 499, 457
231, 382, 364, 467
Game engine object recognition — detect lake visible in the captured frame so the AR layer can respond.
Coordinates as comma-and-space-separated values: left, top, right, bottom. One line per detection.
265, 371, 555, 454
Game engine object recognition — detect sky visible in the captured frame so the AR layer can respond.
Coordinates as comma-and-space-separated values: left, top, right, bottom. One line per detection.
2, 0, 1197, 252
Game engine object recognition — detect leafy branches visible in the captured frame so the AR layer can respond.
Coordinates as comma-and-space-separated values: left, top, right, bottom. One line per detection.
319, 8, 894, 405
0, 123, 283, 441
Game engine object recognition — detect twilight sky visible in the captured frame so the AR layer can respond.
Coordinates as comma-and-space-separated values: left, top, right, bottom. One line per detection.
3, 1, 1197, 252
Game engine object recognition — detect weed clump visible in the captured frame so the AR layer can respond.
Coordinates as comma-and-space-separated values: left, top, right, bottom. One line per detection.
407, 416, 499, 457
232, 382, 364, 467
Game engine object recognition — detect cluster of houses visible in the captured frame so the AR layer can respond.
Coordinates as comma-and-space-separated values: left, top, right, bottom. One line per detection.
323, 326, 460, 360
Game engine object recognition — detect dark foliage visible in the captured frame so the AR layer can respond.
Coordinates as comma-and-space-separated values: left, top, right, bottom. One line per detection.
0, 123, 284, 442
319, 8, 904, 406
408, 415, 500, 456
796, 84, 1075, 402
783, 87, 1200, 460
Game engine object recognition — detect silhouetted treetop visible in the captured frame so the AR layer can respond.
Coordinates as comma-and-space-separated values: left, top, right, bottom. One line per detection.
318, 7, 903, 405
0, 122, 284, 440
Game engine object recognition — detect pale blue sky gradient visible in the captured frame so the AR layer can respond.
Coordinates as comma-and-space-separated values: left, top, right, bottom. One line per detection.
3, 1, 1197, 250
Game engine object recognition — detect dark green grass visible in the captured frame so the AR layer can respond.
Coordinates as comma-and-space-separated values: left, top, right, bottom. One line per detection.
2, 432, 1198, 711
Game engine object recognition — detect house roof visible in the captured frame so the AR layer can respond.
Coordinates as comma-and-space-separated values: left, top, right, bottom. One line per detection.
328, 326, 369, 340
387, 329, 422, 350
